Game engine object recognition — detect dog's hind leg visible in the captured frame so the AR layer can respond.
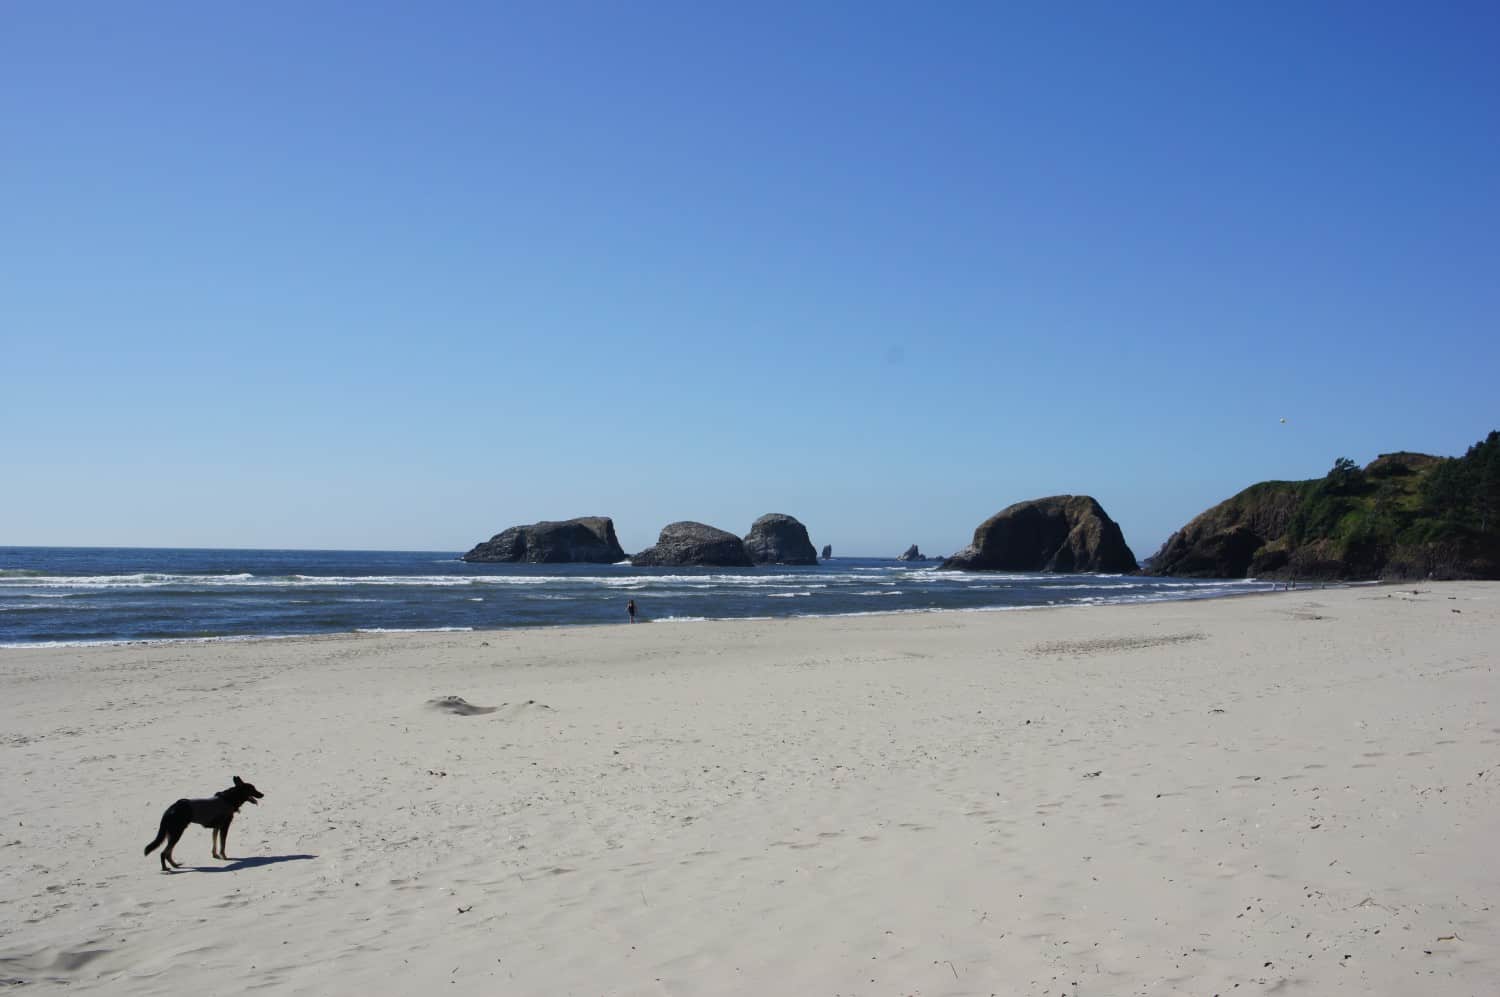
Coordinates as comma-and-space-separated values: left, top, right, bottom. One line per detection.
153, 801, 192, 871
161, 822, 187, 871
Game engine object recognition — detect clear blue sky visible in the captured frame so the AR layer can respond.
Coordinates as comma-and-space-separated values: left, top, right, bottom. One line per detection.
4, 2, 1497, 557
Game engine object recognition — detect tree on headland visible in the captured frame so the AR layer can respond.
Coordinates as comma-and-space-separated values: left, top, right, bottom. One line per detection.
1471, 431, 1500, 533
1421, 431, 1500, 535
1325, 456, 1363, 494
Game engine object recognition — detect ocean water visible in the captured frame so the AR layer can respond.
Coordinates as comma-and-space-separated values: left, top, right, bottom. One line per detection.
0, 547, 1275, 648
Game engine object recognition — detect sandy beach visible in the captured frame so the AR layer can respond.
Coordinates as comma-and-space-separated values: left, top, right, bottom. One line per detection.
2, 584, 1497, 995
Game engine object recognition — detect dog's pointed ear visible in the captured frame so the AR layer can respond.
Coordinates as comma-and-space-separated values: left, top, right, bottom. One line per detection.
234, 776, 244, 786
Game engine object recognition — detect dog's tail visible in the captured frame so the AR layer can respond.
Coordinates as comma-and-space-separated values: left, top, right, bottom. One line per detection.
144, 816, 169, 856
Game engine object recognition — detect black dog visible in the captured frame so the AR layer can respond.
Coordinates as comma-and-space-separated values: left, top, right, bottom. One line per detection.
144, 776, 264, 871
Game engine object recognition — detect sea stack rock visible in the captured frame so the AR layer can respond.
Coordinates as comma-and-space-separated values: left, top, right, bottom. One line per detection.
742, 513, 818, 566
941, 496, 1137, 573
821, 544, 832, 559
462, 516, 626, 564
896, 545, 927, 561
632, 522, 754, 567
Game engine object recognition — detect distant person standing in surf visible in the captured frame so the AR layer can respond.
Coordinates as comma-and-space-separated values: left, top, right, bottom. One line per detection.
626, 599, 637, 623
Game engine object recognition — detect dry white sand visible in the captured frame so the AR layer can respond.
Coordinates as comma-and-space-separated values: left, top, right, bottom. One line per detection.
2, 583, 1497, 995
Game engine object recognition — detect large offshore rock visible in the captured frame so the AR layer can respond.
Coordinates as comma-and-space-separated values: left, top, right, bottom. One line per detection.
896, 545, 927, 561
941, 496, 1137, 573
633, 521, 754, 567
821, 544, 833, 559
462, 516, 626, 564
742, 514, 818, 566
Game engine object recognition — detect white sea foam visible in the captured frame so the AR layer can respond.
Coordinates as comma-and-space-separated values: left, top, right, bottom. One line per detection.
0, 603, 67, 611
594, 574, 845, 588
0, 569, 927, 591
1041, 583, 1132, 590
0, 572, 259, 589
902, 572, 1032, 584
0, 633, 305, 650
354, 626, 474, 634
792, 607, 935, 619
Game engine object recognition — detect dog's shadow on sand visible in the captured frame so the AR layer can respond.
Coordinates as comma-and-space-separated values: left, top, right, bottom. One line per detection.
180, 854, 317, 873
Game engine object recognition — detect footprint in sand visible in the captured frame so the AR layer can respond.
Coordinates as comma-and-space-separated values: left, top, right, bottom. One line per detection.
426, 696, 497, 716
426, 697, 555, 718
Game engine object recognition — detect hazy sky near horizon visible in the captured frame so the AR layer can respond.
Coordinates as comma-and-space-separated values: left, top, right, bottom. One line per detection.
4, 3, 1498, 557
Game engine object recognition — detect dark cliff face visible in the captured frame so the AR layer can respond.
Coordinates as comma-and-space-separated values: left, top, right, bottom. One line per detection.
742, 514, 818, 566
462, 517, 626, 564
1147, 442, 1500, 580
940, 496, 1138, 573
1148, 482, 1303, 578
633, 522, 754, 567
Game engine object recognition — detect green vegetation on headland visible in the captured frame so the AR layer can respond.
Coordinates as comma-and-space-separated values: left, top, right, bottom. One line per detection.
1148, 432, 1500, 580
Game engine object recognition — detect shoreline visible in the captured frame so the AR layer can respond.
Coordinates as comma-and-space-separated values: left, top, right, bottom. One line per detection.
0, 574, 1298, 651
0, 549, 1279, 649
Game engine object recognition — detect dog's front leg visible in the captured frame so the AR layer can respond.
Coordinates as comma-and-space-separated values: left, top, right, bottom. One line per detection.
219, 817, 233, 861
